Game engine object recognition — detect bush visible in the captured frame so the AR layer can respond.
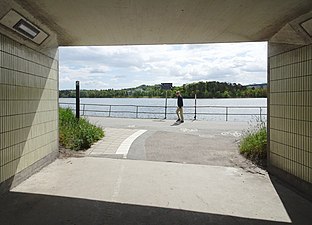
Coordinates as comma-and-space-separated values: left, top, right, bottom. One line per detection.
240, 122, 267, 161
59, 108, 104, 150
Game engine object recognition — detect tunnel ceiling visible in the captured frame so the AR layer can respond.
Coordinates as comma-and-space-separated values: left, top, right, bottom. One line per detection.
8, 0, 312, 46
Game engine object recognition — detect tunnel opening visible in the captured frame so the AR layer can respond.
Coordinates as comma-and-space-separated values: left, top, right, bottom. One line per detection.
58, 42, 268, 169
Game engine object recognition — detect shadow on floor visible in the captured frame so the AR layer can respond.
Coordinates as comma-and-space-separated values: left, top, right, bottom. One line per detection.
0, 191, 293, 225
269, 175, 312, 225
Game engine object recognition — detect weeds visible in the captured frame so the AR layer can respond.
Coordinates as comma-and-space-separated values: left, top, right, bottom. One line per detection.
240, 117, 267, 165
59, 108, 104, 150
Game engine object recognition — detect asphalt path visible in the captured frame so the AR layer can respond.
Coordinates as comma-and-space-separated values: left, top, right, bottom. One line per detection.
87, 117, 262, 172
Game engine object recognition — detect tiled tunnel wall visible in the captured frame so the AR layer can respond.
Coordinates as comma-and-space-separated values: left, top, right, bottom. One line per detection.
0, 33, 58, 190
269, 44, 312, 191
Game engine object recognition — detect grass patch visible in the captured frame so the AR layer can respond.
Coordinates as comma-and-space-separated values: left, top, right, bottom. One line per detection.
240, 121, 267, 164
59, 108, 104, 150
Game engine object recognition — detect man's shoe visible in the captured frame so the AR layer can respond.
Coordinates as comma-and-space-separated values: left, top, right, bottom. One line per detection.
176, 119, 180, 122
180, 121, 184, 123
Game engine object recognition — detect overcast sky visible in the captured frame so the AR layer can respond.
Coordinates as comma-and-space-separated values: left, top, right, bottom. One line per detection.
59, 42, 267, 90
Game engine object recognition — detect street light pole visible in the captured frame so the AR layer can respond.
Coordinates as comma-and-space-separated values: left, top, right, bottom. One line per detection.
76, 81, 80, 119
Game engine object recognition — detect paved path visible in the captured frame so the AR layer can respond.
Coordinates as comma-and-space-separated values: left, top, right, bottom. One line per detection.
87, 128, 146, 158
86, 117, 261, 172
1, 117, 312, 224
87, 117, 252, 133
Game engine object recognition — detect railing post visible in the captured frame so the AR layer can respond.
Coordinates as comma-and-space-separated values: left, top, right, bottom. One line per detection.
260, 107, 262, 121
82, 104, 85, 116
136, 106, 139, 118
108, 105, 112, 117
164, 90, 168, 119
225, 107, 228, 121
194, 94, 197, 120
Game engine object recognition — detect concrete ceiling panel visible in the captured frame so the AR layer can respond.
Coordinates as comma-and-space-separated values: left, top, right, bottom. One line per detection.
301, 18, 312, 36
7, 0, 312, 46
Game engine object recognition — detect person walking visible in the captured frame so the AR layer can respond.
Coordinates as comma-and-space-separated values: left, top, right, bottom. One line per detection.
176, 91, 184, 123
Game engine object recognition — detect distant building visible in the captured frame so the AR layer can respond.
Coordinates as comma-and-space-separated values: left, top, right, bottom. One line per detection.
245, 83, 267, 89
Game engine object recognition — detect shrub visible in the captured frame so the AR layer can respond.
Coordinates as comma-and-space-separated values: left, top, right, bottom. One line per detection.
59, 108, 104, 150
240, 122, 267, 161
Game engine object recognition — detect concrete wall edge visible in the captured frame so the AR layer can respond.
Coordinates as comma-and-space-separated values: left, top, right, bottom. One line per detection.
0, 150, 58, 195
269, 165, 312, 202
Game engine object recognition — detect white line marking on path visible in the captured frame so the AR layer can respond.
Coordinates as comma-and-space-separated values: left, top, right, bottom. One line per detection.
221, 131, 242, 137
180, 128, 198, 133
116, 129, 147, 158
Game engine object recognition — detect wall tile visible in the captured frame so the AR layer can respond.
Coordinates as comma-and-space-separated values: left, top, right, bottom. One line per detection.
0, 33, 58, 183
270, 44, 312, 184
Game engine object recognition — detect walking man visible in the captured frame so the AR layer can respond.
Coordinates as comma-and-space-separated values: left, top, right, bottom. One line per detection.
176, 91, 184, 123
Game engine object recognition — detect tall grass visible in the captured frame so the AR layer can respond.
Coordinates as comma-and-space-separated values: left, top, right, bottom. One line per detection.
59, 108, 104, 150
240, 119, 267, 163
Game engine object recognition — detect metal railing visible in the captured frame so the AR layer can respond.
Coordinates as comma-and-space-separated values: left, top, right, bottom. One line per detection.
59, 102, 267, 121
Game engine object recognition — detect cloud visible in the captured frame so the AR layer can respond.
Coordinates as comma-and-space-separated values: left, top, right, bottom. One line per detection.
89, 66, 109, 74
83, 81, 109, 89
59, 42, 267, 90
241, 64, 266, 73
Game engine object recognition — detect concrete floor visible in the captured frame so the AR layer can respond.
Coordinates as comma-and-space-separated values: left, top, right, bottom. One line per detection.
1, 118, 311, 225
1, 157, 312, 225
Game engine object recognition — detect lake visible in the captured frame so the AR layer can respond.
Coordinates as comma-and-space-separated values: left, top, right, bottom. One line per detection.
59, 98, 267, 122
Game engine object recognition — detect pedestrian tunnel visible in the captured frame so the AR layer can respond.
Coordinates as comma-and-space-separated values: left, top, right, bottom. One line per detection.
0, 0, 311, 201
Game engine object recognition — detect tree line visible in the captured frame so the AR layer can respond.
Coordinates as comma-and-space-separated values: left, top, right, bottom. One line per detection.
59, 81, 267, 98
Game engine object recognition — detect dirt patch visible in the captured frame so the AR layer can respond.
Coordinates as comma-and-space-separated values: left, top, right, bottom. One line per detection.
230, 154, 267, 175
58, 145, 86, 159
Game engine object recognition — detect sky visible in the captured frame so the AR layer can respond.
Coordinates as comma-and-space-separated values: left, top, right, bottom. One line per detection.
59, 42, 267, 90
